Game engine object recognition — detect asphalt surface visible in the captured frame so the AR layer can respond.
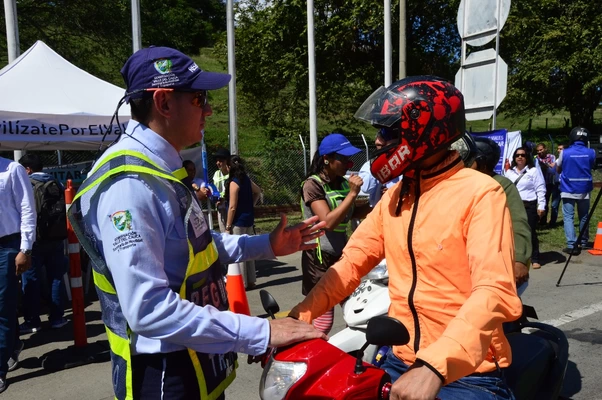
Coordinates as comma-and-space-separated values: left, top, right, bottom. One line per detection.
5, 250, 602, 400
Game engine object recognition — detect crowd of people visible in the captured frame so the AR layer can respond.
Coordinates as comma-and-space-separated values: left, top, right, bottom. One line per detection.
0, 44, 598, 399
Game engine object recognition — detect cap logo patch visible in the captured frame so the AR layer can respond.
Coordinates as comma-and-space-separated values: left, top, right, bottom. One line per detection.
188, 63, 199, 73
154, 59, 173, 74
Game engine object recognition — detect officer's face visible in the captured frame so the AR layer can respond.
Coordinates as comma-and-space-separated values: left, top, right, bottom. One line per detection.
172, 91, 213, 148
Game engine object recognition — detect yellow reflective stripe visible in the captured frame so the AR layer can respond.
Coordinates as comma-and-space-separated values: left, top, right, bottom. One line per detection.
172, 167, 188, 180
187, 350, 237, 400
93, 269, 116, 295
75, 164, 183, 202
105, 327, 133, 400
89, 150, 165, 176
179, 242, 219, 298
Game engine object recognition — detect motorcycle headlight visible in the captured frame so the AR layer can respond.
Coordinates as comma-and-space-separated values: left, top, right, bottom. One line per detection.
363, 260, 388, 281
259, 354, 307, 400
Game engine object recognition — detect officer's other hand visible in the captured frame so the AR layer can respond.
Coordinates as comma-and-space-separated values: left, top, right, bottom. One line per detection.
15, 252, 31, 276
269, 214, 326, 256
268, 317, 327, 347
348, 174, 363, 195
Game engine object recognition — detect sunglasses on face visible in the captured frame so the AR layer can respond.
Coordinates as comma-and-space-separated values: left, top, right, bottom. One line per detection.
145, 88, 208, 108
334, 154, 350, 163
515, 153, 527, 158
190, 90, 208, 108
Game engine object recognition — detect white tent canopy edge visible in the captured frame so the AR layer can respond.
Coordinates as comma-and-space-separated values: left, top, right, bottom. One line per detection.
0, 40, 131, 151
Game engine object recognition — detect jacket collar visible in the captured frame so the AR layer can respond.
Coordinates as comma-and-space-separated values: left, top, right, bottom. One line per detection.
416, 151, 464, 193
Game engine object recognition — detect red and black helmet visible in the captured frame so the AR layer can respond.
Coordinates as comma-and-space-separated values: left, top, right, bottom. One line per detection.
354, 76, 465, 184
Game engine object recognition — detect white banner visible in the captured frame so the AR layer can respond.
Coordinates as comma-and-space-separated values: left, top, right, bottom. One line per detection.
0, 115, 128, 150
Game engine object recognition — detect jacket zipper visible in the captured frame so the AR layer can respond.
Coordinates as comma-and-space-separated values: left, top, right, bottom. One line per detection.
407, 176, 421, 352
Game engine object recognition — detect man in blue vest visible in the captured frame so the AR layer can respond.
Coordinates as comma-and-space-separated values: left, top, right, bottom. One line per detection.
557, 126, 597, 255
67, 46, 327, 400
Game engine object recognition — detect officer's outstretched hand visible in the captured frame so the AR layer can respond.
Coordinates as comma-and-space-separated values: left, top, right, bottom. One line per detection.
269, 214, 326, 256
268, 317, 328, 347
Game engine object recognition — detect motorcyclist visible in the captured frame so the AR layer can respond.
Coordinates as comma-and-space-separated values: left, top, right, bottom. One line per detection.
290, 76, 522, 400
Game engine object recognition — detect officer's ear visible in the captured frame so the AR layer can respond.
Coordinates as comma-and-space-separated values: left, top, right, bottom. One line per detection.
152, 90, 173, 118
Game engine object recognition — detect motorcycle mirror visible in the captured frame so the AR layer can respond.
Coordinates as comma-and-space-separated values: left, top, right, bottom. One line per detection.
259, 290, 280, 319
366, 316, 410, 346
354, 317, 410, 375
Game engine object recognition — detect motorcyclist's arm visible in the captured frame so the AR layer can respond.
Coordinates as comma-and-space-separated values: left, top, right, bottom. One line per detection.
289, 201, 385, 322
415, 185, 523, 384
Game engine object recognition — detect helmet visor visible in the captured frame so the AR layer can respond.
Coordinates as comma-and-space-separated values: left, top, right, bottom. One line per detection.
354, 86, 407, 128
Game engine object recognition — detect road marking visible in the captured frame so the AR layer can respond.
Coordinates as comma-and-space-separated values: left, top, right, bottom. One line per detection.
541, 301, 602, 328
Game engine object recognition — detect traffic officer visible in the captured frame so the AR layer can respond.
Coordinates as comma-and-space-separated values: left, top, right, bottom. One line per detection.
68, 46, 326, 400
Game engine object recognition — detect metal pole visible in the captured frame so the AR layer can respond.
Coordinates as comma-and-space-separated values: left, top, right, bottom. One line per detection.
398, 0, 406, 79
131, 0, 142, 52
227, 0, 238, 155
557, 187, 602, 286
299, 134, 307, 176
4, 0, 21, 161
361, 134, 370, 164
492, 0, 501, 130
307, 0, 318, 159
384, 0, 392, 86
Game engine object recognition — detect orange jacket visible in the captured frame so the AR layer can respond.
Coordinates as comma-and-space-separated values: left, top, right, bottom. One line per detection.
290, 153, 522, 384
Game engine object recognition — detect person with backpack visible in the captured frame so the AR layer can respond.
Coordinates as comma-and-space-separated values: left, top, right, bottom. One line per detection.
18, 154, 69, 334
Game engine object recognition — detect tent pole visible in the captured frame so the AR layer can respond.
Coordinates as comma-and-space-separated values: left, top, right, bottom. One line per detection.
4, 0, 22, 161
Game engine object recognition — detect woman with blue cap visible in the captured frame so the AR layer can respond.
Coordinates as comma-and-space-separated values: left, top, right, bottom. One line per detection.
300, 133, 371, 334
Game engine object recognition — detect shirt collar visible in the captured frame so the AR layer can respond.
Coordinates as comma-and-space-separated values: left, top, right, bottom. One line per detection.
124, 120, 183, 173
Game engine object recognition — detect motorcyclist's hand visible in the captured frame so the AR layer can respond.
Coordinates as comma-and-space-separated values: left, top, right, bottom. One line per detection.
389, 364, 442, 400
268, 317, 327, 347
348, 174, 363, 196
514, 262, 529, 287
15, 252, 31, 276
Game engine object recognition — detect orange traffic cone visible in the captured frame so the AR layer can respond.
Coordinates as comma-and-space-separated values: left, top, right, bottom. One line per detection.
588, 222, 602, 256
225, 263, 251, 315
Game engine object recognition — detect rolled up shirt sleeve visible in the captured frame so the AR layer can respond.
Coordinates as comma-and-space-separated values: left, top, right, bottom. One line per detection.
96, 176, 269, 356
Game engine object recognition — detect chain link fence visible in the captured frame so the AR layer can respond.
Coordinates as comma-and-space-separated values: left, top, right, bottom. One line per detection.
232, 134, 375, 207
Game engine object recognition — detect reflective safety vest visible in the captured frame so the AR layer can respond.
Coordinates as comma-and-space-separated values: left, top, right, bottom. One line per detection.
300, 174, 353, 261
68, 150, 236, 400
559, 142, 595, 194
212, 170, 229, 198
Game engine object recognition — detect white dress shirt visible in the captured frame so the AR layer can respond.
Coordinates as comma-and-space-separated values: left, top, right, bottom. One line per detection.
504, 165, 547, 211
0, 157, 36, 249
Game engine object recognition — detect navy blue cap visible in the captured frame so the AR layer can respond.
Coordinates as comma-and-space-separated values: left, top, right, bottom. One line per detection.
318, 133, 361, 156
121, 46, 231, 101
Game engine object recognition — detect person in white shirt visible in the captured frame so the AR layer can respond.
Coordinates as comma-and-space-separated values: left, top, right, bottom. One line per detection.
504, 146, 546, 269
0, 156, 36, 393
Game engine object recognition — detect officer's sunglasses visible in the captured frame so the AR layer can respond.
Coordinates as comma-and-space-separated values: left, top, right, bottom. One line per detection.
146, 88, 208, 108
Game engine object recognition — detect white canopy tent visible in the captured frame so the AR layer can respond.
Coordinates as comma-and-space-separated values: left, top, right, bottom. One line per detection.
0, 40, 130, 151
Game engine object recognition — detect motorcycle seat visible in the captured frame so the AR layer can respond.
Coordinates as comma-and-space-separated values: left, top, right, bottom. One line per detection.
505, 332, 555, 400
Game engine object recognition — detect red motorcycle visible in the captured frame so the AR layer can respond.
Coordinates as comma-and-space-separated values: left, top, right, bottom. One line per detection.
257, 290, 409, 400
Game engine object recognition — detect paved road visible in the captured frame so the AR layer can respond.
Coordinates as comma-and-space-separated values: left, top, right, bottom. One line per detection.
6, 250, 602, 399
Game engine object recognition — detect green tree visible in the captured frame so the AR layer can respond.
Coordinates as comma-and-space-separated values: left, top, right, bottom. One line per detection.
217, 0, 460, 140
0, 0, 227, 85
502, 0, 602, 129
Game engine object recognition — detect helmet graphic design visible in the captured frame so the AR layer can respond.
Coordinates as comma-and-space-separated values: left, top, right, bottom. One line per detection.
569, 126, 589, 144
355, 76, 465, 184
